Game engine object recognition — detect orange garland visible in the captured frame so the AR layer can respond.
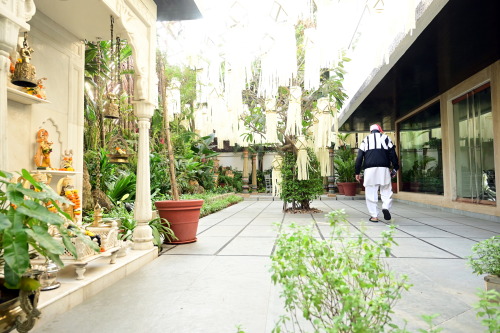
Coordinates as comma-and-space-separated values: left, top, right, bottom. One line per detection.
65, 189, 81, 215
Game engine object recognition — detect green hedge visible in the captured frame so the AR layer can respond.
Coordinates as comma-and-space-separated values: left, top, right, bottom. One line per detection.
199, 194, 243, 218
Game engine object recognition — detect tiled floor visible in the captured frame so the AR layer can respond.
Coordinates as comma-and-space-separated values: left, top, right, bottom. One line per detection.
32, 198, 500, 333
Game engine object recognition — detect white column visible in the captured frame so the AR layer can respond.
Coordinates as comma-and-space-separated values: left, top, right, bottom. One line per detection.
132, 101, 154, 250
0, 0, 33, 171
0, 52, 9, 171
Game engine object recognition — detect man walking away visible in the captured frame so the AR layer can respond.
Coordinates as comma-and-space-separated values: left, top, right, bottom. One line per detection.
355, 124, 399, 222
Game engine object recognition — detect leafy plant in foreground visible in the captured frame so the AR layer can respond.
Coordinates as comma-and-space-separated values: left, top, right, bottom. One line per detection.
270, 209, 411, 332
474, 289, 500, 333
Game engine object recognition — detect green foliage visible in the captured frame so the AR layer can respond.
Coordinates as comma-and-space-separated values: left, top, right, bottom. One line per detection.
468, 236, 500, 276
474, 289, 500, 333
416, 314, 443, 333
150, 152, 171, 202
217, 169, 243, 193
199, 194, 243, 218
103, 199, 175, 246
84, 148, 118, 193
270, 209, 411, 332
334, 156, 356, 182
280, 150, 324, 210
0, 169, 99, 289
106, 173, 136, 204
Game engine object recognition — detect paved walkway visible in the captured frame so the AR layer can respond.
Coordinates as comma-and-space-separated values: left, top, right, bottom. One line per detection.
32, 198, 500, 333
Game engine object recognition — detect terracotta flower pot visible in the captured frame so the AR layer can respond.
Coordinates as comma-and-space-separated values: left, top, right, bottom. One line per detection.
337, 183, 344, 195
341, 182, 357, 196
154, 199, 204, 244
392, 182, 398, 193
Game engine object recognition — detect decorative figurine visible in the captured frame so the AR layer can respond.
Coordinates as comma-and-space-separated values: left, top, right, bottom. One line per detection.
60, 149, 74, 171
34, 128, 53, 169
25, 77, 47, 100
93, 203, 102, 227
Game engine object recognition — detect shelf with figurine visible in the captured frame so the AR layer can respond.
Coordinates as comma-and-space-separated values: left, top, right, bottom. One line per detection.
7, 32, 50, 105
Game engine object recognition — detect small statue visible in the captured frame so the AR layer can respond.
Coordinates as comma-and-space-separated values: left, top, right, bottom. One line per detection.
61, 150, 74, 171
93, 203, 102, 227
34, 129, 53, 169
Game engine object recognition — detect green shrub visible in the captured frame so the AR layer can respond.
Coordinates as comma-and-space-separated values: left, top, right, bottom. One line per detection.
199, 194, 243, 217
468, 236, 500, 276
270, 209, 411, 332
474, 289, 500, 333
280, 149, 324, 210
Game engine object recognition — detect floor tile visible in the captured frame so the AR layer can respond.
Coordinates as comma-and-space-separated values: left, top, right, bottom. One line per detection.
218, 237, 276, 256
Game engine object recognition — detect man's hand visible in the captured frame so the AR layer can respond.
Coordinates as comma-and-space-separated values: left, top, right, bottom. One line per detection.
355, 174, 361, 182
390, 170, 397, 178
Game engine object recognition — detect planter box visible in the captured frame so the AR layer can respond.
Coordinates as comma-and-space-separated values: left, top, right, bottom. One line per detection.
485, 274, 500, 294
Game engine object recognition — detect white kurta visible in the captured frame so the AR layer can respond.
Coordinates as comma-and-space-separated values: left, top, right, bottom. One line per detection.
363, 167, 391, 186
363, 167, 393, 218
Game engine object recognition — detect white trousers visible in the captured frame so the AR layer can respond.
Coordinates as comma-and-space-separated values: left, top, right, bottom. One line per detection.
364, 183, 393, 218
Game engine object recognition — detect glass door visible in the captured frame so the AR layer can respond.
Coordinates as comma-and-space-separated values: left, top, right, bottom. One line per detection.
453, 83, 495, 205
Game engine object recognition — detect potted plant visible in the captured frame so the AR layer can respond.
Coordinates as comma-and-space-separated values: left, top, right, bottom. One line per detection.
334, 155, 357, 196
154, 55, 203, 244
468, 236, 500, 293
1, 169, 99, 332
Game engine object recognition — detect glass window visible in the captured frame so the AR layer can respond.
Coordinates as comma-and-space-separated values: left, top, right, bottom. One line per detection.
398, 102, 443, 195
453, 84, 495, 205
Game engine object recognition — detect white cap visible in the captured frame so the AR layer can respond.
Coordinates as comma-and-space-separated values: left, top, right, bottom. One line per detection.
370, 124, 383, 132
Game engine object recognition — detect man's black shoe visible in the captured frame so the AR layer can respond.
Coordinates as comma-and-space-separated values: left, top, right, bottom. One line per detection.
382, 209, 391, 220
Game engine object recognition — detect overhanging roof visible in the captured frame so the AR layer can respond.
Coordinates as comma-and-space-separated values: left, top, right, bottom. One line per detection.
339, 0, 500, 132
155, 0, 202, 21
33, 0, 201, 41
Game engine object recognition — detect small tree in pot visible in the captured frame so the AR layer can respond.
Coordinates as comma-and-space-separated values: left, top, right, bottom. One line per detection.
468, 236, 500, 293
153, 54, 203, 244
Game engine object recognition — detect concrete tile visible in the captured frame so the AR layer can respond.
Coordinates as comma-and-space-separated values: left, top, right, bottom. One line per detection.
422, 237, 478, 258
410, 217, 466, 226
250, 217, 283, 226
216, 217, 255, 226
218, 237, 276, 256
197, 225, 245, 237
239, 225, 278, 237
383, 217, 425, 226
438, 225, 500, 239
164, 236, 232, 255
389, 238, 458, 258
161, 256, 273, 333
395, 225, 458, 238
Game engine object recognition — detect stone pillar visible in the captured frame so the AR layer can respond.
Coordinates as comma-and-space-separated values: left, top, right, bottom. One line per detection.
242, 148, 249, 193
0, 54, 9, 172
251, 152, 258, 194
132, 102, 154, 250
0, 1, 34, 171
328, 148, 336, 196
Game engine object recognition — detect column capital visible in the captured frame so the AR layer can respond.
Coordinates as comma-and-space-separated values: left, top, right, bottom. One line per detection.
133, 100, 155, 119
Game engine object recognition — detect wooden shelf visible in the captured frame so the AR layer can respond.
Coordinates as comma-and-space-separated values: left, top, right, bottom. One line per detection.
31, 170, 80, 176
7, 87, 50, 105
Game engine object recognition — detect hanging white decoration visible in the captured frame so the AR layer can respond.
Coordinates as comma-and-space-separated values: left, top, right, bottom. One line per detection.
264, 98, 278, 144
304, 28, 321, 91
295, 136, 309, 180
285, 86, 302, 136
258, 23, 297, 98
314, 97, 335, 150
317, 147, 330, 177
271, 155, 283, 197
